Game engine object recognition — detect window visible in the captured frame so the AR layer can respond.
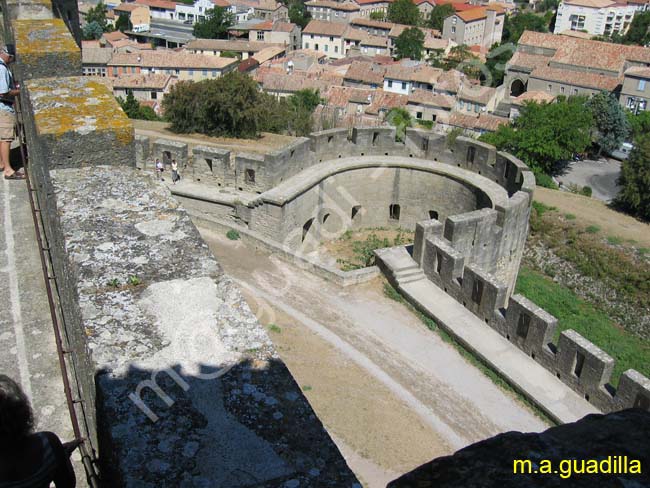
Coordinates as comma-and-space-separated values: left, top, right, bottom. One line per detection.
573, 88, 578, 95
466, 146, 475, 163
315, 43, 319, 50
573, 351, 586, 378
401, 82, 407, 90
451, 26, 456, 34
305, 42, 309, 49
388, 80, 393, 87
547, 83, 552, 92
257, 30, 264, 41
389, 204, 400, 221
189, 69, 194, 76
310, 34, 314, 39
324, 44, 328, 52
245, 169, 255, 183
175, 69, 180, 75
474, 103, 480, 113
638, 79, 647, 91
560, 86, 565, 94
416, 111, 423, 119
202, 69, 208, 77
335, 46, 338, 53
151, 91, 157, 100
212, 70, 217, 77
330, 36, 334, 41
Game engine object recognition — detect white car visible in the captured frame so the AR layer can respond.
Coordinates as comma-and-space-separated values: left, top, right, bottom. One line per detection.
609, 142, 634, 161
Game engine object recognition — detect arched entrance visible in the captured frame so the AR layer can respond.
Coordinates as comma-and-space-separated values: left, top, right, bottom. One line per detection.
510, 79, 526, 97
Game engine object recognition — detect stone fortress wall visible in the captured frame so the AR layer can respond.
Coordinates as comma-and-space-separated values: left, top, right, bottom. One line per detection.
3, 4, 359, 486
139, 127, 650, 416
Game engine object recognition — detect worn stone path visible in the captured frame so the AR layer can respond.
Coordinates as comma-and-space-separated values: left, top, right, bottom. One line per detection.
199, 226, 549, 487
0, 174, 86, 485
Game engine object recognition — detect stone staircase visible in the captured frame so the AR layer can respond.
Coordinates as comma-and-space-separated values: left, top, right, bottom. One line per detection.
374, 246, 425, 287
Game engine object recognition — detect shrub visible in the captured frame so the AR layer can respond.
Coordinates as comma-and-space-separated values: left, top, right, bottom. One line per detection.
586, 225, 601, 234
446, 127, 463, 148
226, 229, 240, 240
533, 170, 558, 189
607, 235, 623, 245
418, 120, 434, 130
565, 213, 576, 220
581, 186, 593, 197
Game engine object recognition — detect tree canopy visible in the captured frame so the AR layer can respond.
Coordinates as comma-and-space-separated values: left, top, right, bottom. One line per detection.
369, 11, 385, 21
444, 45, 481, 79
394, 27, 425, 60
86, 2, 109, 31
82, 21, 104, 40
193, 7, 234, 39
387, 0, 420, 26
115, 13, 132, 32
627, 110, 650, 139
483, 43, 516, 87
502, 12, 548, 44
615, 134, 650, 221
586, 91, 629, 155
163, 72, 320, 138
624, 11, 650, 46
117, 92, 160, 121
288, 1, 311, 29
428, 4, 454, 31
386, 108, 413, 142
480, 97, 593, 174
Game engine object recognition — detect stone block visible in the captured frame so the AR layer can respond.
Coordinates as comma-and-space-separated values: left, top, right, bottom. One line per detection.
192, 145, 230, 184
556, 330, 615, 394
505, 294, 557, 358
615, 370, 650, 411
13, 19, 80, 80
134, 135, 149, 170
413, 219, 443, 266
25, 76, 134, 168
2, 0, 54, 22
152, 138, 188, 168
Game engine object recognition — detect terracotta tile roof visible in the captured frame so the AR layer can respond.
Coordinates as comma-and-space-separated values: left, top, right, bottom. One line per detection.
353, 0, 389, 4
414, 0, 435, 5
361, 34, 389, 47
511, 90, 556, 106
323, 85, 407, 114
133, 0, 176, 10
408, 89, 454, 109
185, 39, 275, 51
82, 40, 101, 49
365, 89, 408, 114
257, 71, 339, 93
252, 20, 274, 30
350, 18, 395, 30
384, 64, 416, 81
303, 20, 349, 36
519, 30, 650, 73
82, 47, 113, 65
625, 66, 650, 78
103, 31, 129, 43
436, 69, 464, 93
530, 66, 621, 91
424, 36, 451, 50
344, 61, 386, 85
410, 65, 443, 84
458, 85, 496, 105
213, 0, 232, 6
238, 57, 260, 72
114, 3, 145, 12
449, 112, 508, 132
252, 45, 286, 63
272, 21, 297, 32
456, 7, 486, 21
305, 0, 360, 10
112, 73, 176, 89
563, 0, 615, 7
558, 29, 593, 39
108, 51, 238, 69
507, 51, 550, 72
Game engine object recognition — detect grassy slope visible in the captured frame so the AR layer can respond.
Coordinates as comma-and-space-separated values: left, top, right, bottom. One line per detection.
515, 266, 650, 387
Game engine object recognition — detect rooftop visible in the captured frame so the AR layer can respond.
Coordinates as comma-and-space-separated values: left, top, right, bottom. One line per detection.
305, 0, 360, 9
530, 65, 622, 91
407, 89, 455, 108
111, 73, 177, 89
303, 19, 349, 36
449, 112, 509, 132
108, 51, 238, 69
458, 85, 496, 105
625, 66, 650, 78
185, 39, 277, 52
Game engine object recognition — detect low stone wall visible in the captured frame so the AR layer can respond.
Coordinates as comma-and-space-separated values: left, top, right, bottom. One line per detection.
10, 7, 359, 486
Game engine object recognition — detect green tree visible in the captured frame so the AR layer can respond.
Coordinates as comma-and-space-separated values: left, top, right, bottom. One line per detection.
534, 0, 559, 12
193, 7, 234, 39
386, 107, 413, 142
480, 97, 593, 174
394, 27, 425, 60
387, 0, 420, 26
86, 2, 109, 31
288, 89, 323, 112
369, 11, 386, 21
483, 43, 516, 86
115, 13, 132, 32
586, 91, 629, 155
615, 134, 650, 220
444, 44, 481, 78
627, 110, 650, 139
116, 92, 161, 121
502, 12, 548, 44
624, 11, 650, 46
288, 1, 311, 29
428, 4, 454, 31
82, 21, 104, 40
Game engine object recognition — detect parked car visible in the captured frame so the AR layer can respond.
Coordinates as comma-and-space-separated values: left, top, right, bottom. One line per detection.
609, 142, 634, 161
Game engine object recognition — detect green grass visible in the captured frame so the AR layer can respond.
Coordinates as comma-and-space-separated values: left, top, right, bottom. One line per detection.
268, 324, 282, 333
606, 235, 623, 245
226, 229, 240, 240
515, 267, 650, 387
639, 247, 650, 256
564, 213, 576, 220
301, 385, 312, 392
532, 201, 556, 217
585, 225, 600, 234
382, 283, 554, 424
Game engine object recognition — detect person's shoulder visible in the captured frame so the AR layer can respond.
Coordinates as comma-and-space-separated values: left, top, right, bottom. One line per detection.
37, 432, 64, 450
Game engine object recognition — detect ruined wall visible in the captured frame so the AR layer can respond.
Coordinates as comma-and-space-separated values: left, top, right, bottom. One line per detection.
7, 7, 358, 486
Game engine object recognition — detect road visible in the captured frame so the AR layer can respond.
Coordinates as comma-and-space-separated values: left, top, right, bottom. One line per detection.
556, 158, 621, 202
197, 225, 548, 487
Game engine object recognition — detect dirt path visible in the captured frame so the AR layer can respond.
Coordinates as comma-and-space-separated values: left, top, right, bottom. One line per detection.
131, 120, 295, 155
198, 226, 548, 487
534, 188, 650, 248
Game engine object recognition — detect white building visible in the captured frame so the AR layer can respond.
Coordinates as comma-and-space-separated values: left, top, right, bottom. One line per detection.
554, 0, 640, 36
301, 20, 347, 58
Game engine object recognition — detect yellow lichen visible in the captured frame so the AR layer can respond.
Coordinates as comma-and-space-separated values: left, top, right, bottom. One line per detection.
28, 77, 133, 143
14, 19, 79, 57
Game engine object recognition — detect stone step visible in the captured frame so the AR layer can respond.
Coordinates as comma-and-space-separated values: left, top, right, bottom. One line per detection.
394, 268, 424, 279
397, 271, 425, 285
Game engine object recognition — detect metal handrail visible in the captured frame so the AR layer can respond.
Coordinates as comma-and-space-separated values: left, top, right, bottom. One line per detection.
14, 98, 101, 488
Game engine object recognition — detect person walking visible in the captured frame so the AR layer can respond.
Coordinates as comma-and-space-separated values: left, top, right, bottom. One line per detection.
0, 375, 81, 487
155, 158, 164, 181
171, 159, 180, 185
0, 44, 23, 180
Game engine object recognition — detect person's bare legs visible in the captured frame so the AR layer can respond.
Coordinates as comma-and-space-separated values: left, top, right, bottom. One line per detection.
0, 139, 11, 176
